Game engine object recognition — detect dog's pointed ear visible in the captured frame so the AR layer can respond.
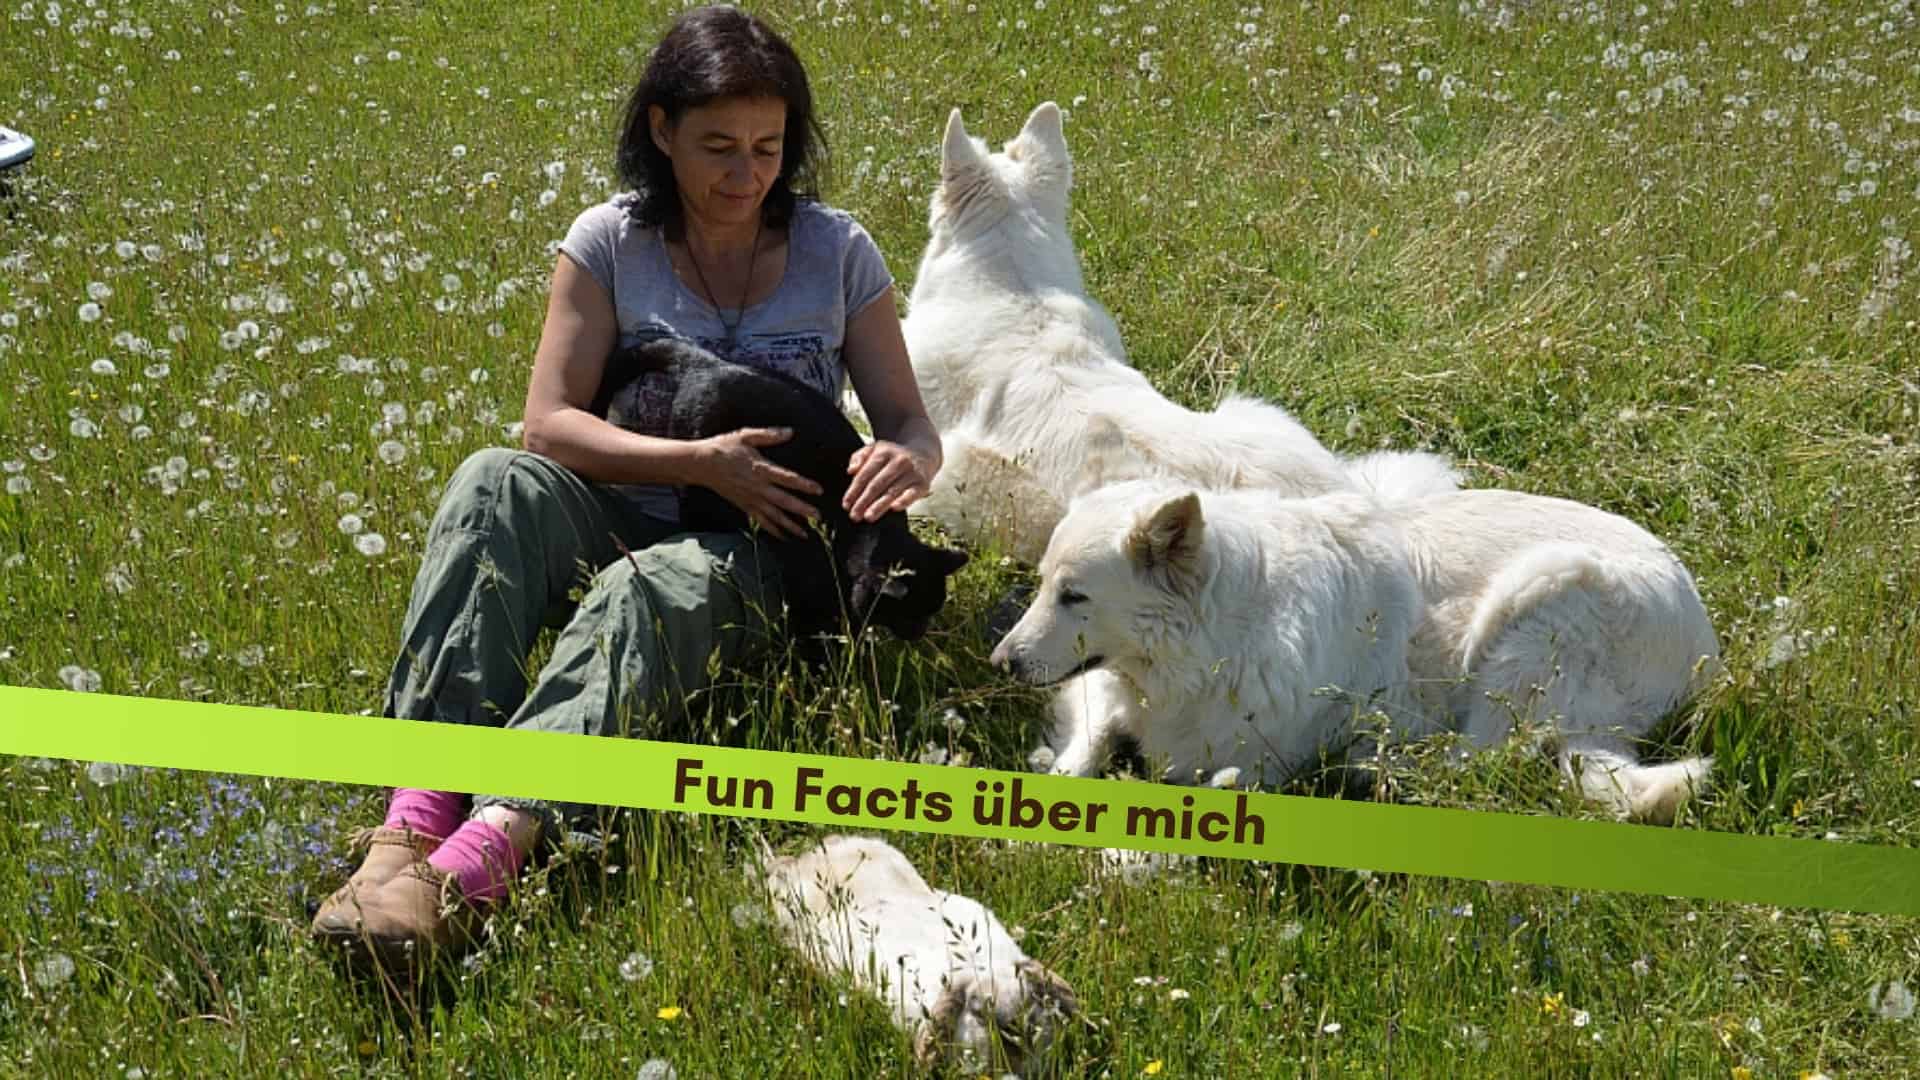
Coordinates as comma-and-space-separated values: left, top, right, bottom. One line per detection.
942, 108, 985, 180
1126, 491, 1205, 589
1019, 101, 1068, 159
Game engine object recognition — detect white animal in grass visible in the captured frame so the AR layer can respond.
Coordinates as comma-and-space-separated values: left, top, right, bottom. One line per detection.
990, 481, 1722, 825
758, 834, 1081, 1072
877, 100, 1458, 564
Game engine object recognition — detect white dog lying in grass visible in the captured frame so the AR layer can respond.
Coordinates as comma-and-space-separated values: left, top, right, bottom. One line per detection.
886, 101, 1458, 564
757, 834, 1081, 1072
989, 482, 1723, 825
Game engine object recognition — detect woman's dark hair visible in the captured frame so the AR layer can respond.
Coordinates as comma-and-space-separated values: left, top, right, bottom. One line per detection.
617, 6, 828, 234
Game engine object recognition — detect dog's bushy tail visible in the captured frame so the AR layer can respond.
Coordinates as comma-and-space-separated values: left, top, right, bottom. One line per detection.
1343, 449, 1461, 503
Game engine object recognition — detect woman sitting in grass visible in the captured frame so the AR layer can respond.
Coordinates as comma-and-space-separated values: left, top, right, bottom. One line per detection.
309, 4, 944, 970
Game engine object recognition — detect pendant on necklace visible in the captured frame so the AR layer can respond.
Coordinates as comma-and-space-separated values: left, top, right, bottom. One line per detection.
685, 220, 762, 357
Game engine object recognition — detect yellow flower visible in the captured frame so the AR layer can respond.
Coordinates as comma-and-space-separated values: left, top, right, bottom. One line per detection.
356, 1040, 376, 1057
1831, 929, 1852, 949
1367, 225, 1380, 239
1144, 1062, 1164, 1076
656, 1005, 683, 1021
1541, 992, 1564, 1016
285, 453, 302, 464
1731, 1068, 1754, 1080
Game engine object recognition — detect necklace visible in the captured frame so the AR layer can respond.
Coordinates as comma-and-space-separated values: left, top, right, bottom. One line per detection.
684, 215, 764, 351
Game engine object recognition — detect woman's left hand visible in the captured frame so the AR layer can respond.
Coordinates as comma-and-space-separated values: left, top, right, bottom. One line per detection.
843, 439, 934, 522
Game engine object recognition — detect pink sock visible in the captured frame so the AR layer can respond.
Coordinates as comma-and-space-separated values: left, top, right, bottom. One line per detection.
426, 819, 524, 903
383, 788, 467, 841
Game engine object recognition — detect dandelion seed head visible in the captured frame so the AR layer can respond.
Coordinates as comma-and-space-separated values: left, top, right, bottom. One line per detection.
31, 953, 76, 989
620, 951, 655, 982
105, 563, 134, 594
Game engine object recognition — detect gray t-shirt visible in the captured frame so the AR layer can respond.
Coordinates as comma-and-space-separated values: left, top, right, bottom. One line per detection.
558, 192, 895, 523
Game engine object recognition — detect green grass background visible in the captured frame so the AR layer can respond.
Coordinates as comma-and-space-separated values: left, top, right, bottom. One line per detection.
2, 0, 1917, 1075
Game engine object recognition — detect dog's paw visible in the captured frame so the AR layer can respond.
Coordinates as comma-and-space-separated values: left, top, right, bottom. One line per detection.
1047, 746, 1101, 778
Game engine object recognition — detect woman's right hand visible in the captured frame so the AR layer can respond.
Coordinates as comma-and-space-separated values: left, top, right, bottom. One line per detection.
693, 428, 824, 540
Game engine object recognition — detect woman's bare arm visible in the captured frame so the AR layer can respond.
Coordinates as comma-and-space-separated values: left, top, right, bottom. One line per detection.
841, 287, 943, 521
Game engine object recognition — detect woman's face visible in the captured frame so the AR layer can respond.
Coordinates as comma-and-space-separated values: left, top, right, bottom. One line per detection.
650, 95, 787, 233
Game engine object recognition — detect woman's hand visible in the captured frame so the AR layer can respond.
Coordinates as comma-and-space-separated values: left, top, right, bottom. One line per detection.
839, 287, 943, 522
843, 439, 934, 523
694, 428, 824, 540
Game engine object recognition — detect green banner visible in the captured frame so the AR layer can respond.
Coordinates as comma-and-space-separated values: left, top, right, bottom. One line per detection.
1, 684, 1914, 915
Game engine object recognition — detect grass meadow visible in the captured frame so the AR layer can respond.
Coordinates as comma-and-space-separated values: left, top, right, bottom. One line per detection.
4, 0, 1919, 1075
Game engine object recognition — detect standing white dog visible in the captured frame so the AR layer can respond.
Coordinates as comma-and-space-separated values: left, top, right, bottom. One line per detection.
758, 834, 1081, 1072
989, 481, 1722, 824
888, 101, 1458, 563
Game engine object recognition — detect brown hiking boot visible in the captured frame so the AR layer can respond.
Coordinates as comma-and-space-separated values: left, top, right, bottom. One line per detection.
322, 860, 490, 972
309, 826, 443, 956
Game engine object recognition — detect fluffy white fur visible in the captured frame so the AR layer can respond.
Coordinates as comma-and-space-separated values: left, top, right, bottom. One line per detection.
878, 101, 1459, 564
757, 834, 1080, 1071
989, 482, 1723, 825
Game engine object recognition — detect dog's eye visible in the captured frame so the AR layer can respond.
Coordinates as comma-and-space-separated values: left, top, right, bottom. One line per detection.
1058, 587, 1087, 606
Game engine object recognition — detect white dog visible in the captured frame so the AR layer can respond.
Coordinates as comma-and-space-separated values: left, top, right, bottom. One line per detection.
886, 101, 1459, 563
988, 481, 1722, 825
757, 834, 1080, 1071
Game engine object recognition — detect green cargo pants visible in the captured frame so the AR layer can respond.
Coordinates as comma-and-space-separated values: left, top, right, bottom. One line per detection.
380, 447, 784, 844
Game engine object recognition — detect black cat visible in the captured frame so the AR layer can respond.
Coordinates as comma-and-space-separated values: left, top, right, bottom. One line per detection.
591, 337, 969, 642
